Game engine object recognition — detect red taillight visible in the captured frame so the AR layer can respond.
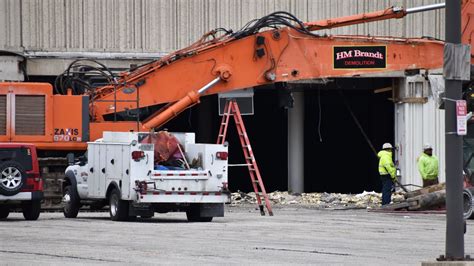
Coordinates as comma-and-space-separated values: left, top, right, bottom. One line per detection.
23, 174, 43, 192
216, 151, 228, 160
132, 151, 145, 161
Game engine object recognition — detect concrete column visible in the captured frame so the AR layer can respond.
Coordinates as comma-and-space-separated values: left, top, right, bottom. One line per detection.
288, 91, 304, 194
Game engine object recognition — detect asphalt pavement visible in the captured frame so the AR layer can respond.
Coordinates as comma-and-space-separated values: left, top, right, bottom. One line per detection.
1, 205, 473, 265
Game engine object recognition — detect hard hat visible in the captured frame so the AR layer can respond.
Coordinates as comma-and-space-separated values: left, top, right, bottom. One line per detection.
423, 143, 433, 150
382, 143, 393, 149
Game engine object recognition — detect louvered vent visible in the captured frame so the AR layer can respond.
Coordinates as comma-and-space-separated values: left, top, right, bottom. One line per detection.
15, 95, 45, 135
0, 96, 6, 135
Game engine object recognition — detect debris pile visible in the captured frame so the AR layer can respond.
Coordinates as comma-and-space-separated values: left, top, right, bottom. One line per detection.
231, 191, 405, 209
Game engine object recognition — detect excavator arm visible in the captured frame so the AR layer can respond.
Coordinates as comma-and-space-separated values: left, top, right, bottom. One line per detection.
137, 34, 443, 129
304, 3, 445, 31
86, 2, 470, 130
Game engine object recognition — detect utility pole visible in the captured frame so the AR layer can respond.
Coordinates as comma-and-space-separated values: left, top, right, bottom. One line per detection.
443, 0, 465, 260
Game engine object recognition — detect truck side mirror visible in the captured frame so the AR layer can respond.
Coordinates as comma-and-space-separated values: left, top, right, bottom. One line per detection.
78, 155, 87, 166
67, 153, 75, 166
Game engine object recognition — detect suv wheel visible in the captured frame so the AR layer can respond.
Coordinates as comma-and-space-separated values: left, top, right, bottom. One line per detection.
22, 200, 41, 220
63, 185, 80, 218
0, 205, 10, 219
0, 161, 26, 196
109, 188, 129, 221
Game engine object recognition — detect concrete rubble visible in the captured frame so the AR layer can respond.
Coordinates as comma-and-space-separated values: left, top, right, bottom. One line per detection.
231, 191, 406, 209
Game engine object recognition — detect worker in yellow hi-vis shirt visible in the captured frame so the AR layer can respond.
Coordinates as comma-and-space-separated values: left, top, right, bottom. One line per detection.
378, 143, 396, 205
417, 143, 439, 188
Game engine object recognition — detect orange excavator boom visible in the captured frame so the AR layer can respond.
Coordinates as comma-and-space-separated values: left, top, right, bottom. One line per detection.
304, 3, 445, 31
88, 2, 455, 130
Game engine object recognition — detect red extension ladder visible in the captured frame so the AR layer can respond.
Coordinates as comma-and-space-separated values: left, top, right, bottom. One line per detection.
217, 99, 273, 216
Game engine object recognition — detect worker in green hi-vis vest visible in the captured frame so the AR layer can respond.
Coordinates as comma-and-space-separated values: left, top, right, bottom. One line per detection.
378, 143, 396, 205
417, 143, 439, 188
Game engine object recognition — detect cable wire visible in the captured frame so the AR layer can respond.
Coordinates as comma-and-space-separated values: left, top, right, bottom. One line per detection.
54, 59, 117, 95
317, 88, 323, 142
232, 11, 319, 39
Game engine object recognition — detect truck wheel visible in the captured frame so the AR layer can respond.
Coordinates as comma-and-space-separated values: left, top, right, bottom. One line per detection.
463, 188, 473, 220
109, 188, 129, 221
63, 185, 80, 218
0, 205, 10, 219
186, 205, 213, 222
467, 187, 474, 220
22, 200, 41, 220
0, 161, 26, 196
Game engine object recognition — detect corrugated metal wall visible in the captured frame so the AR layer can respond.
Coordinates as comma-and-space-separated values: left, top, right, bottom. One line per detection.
395, 75, 446, 188
0, 0, 445, 54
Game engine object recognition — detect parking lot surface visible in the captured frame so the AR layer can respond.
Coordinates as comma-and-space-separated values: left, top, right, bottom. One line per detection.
1, 206, 473, 265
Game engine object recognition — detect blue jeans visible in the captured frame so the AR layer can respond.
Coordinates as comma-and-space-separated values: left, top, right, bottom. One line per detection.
380, 174, 393, 205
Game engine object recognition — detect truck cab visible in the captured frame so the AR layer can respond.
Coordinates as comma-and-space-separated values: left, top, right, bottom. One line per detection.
62, 131, 230, 222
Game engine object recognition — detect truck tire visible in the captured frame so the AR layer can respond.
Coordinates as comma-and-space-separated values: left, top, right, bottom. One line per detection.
22, 200, 41, 220
0, 205, 9, 219
63, 185, 80, 218
0, 161, 27, 196
467, 187, 474, 220
463, 188, 473, 220
186, 205, 213, 222
109, 188, 129, 221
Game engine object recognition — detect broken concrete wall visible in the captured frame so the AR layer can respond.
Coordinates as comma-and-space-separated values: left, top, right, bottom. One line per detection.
0, 54, 25, 81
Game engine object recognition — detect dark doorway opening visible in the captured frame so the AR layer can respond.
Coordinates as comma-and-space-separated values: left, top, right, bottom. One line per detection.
163, 78, 394, 194
304, 78, 394, 193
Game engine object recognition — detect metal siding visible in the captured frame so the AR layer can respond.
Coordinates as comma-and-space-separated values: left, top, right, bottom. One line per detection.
395, 77, 446, 189
65, 0, 84, 50
21, 0, 66, 51
0, 0, 446, 53
0, 0, 22, 50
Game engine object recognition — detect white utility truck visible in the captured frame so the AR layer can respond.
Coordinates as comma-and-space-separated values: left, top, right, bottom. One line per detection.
62, 131, 230, 222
